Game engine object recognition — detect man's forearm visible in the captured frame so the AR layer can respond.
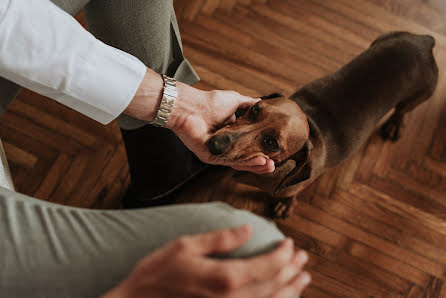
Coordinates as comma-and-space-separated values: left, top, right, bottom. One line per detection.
123, 68, 164, 123
124, 67, 208, 130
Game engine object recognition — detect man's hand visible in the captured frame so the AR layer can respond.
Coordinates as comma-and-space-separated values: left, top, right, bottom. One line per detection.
125, 69, 275, 174
167, 83, 275, 174
102, 225, 311, 298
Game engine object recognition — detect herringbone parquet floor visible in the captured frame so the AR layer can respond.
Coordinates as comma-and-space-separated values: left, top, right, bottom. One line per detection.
1, 0, 445, 297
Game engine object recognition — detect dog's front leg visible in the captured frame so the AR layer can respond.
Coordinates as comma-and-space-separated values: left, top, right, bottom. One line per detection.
271, 197, 296, 219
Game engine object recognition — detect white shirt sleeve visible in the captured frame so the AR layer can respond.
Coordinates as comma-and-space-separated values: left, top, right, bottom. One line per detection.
0, 0, 147, 124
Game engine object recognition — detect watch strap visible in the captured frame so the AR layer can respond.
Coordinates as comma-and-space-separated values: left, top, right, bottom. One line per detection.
150, 75, 177, 127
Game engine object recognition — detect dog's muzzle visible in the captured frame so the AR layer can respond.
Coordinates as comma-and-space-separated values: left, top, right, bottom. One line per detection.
207, 134, 233, 156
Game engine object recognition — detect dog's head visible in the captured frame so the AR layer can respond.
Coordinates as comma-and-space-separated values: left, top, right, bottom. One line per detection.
207, 93, 313, 196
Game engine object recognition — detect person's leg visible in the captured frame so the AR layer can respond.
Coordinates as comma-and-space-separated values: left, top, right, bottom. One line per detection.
49, 0, 91, 16
83, 0, 199, 119
0, 139, 14, 190
83, 0, 206, 206
0, 186, 285, 298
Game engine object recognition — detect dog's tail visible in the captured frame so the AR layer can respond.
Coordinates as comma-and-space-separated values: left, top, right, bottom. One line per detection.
421, 34, 436, 49
371, 31, 436, 50
420, 34, 439, 98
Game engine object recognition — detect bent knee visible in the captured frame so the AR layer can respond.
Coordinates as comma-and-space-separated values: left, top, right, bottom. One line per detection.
205, 202, 285, 258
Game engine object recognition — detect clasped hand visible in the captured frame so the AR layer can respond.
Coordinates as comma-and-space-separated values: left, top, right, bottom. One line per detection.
103, 225, 310, 298
167, 84, 275, 174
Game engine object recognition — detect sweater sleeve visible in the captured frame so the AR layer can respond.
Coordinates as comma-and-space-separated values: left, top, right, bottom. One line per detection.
0, 0, 147, 124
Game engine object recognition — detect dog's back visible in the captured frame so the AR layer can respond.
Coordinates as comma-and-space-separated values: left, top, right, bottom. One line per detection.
290, 32, 438, 167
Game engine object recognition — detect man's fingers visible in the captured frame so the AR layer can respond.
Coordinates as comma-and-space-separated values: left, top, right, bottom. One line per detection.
275, 250, 308, 287
237, 96, 261, 109
232, 159, 275, 174
221, 238, 296, 287
219, 114, 236, 129
178, 225, 253, 256
241, 156, 267, 167
293, 250, 309, 270
234, 250, 308, 298
256, 159, 276, 173
232, 165, 274, 174
200, 238, 295, 296
270, 271, 311, 298
197, 239, 309, 297
242, 157, 275, 170
226, 114, 237, 125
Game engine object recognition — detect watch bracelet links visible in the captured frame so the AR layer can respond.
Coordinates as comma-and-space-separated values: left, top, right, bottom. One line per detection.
150, 75, 177, 127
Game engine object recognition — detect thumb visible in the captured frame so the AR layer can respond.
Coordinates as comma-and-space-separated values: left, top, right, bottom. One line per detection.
222, 114, 237, 126
238, 96, 260, 109
190, 225, 252, 256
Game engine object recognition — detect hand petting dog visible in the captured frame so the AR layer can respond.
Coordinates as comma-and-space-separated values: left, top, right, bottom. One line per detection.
166, 82, 276, 174
125, 68, 275, 174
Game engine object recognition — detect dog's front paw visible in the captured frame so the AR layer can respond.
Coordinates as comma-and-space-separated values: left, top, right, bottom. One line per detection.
271, 199, 294, 219
380, 117, 402, 142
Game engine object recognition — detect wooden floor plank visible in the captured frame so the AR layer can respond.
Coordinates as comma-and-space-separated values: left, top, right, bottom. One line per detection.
200, 0, 221, 15
183, 35, 293, 94
33, 152, 71, 200
216, 5, 345, 71
329, 189, 446, 249
2, 141, 37, 169
9, 99, 98, 147
365, 0, 446, 35
219, 0, 238, 12
179, 21, 311, 89
308, 271, 370, 298
184, 44, 284, 96
278, 213, 431, 286
279, 225, 412, 294
182, 0, 205, 21
349, 183, 446, 236
294, 202, 446, 278
311, 195, 446, 265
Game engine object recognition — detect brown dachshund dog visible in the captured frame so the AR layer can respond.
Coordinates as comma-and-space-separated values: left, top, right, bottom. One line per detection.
207, 31, 438, 218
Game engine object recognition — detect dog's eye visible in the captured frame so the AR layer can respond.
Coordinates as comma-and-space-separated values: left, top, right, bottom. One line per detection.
263, 137, 280, 152
249, 104, 260, 120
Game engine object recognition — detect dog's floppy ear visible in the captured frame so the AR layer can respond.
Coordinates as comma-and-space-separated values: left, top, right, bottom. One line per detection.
260, 92, 283, 100
236, 92, 284, 118
232, 158, 296, 196
274, 140, 313, 196
233, 140, 313, 197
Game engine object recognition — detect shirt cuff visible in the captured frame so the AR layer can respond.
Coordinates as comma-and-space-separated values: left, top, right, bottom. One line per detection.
68, 41, 147, 124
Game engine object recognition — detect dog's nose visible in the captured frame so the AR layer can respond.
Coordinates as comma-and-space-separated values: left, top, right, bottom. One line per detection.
207, 135, 232, 156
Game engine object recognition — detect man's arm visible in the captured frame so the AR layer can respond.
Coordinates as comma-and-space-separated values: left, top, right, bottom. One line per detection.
0, 0, 146, 124
0, 0, 274, 173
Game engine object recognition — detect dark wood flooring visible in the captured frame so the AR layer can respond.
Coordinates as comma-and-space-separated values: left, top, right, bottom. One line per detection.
1, 0, 445, 297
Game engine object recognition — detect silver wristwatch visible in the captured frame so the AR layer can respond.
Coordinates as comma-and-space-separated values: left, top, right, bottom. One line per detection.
150, 75, 178, 127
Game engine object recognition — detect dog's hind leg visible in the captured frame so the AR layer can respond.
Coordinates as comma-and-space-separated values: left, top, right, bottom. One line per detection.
381, 46, 438, 142
380, 91, 433, 141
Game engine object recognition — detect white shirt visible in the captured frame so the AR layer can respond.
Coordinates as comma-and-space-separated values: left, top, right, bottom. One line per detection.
0, 0, 147, 124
